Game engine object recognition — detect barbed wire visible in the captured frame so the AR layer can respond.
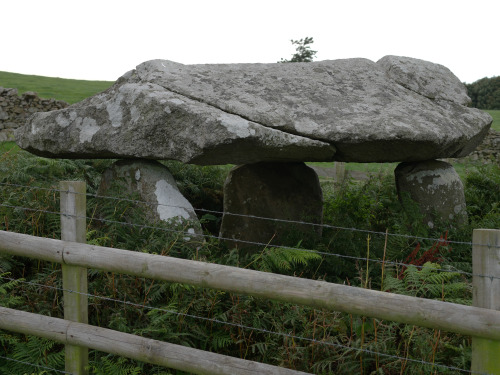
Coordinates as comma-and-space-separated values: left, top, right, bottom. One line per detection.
0, 354, 73, 374
0, 275, 482, 374
2, 202, 494, 282
0, 181, 482, 247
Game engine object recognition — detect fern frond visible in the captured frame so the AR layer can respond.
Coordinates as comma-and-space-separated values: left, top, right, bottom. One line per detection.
259, 246, 321, 273
384, 262, 471, 303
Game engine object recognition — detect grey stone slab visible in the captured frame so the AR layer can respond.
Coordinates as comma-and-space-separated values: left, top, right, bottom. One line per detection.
15, 56, 492, 163
16, 78, 334, 165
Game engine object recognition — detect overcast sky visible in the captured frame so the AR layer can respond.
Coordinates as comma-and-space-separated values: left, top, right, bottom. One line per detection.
2, 0, 498, 83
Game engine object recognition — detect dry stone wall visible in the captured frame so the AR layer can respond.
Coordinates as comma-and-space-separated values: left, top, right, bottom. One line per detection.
465, 129, 500, 164
0, 87, 68, 141
447, 129, 500, 165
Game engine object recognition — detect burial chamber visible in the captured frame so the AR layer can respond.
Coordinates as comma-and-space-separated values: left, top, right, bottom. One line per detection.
15, 55, 493, 244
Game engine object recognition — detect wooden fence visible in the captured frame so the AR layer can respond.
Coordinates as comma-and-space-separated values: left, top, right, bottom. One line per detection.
0, 181, 499, 374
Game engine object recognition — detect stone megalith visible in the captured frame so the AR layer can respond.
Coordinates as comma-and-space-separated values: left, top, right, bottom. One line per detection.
219, 162, 323, 250
394, 160, 468, 228
15, 56, 491, 164
13, 55, 493, 243
97, 159, 203, 242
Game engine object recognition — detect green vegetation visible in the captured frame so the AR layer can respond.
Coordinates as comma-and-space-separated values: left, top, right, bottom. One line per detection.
279, 37, 317, 63
0, 71, 113, 104
466, 76, 500, 110
0, 145, 498, 374
0, 141, 19, 155
486, 109, 500, 131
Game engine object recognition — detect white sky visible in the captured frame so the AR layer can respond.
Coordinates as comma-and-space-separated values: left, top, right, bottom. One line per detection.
2, 0, 498, 83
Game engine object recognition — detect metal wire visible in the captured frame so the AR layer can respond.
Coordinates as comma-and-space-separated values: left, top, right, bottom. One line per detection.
2, 202, 498, 281
0, 201, 488, 283
0, 275, 482, 374
0, 354, 73, 374
0, 181, 483, 247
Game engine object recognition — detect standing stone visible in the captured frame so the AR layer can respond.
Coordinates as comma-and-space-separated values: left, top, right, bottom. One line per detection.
97, 159, 203, 242
220, 162, 323, 250
395, 160, 468, 228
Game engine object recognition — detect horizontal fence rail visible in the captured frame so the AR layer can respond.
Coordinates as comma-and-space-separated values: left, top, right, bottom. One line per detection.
2, 179, 499, 374
0, 306, 308, 375
5, 201, 500, 283
2, 229, 500, 342
0, 273, 475, 374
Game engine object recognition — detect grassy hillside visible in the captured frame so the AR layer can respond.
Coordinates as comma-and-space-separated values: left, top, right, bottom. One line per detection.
0, 71, 113, 104
488, 109, 500, 131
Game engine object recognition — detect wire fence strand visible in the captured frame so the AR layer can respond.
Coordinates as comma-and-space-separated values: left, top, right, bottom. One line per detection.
1, 180, 497, 374
2, 202, 498, 281
0, 181, 484, 247
0, 354, 73, 374
0, 275, 481, 375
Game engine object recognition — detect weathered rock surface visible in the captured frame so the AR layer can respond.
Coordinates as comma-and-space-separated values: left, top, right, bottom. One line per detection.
377, 56, 471, 105
15, 75, 335, 165
394, 160, 468, 228
97, 159, 203, 241
16, 56, 491, 163
219, 162, 323, 249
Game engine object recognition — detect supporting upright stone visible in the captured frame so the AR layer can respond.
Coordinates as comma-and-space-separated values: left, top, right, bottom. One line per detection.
394, 160, 468, 228
219, 162, 323, 250
97, 159, 202, 243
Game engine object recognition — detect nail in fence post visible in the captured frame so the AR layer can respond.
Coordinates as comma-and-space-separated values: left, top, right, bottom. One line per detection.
472, 228, 500, 374
60, 181, 88, 375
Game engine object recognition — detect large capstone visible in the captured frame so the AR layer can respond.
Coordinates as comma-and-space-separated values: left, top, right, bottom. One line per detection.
219, 162, 323, 249
97, 159, 203, 242
394, 160, 468, 228
15, 56, 491, 164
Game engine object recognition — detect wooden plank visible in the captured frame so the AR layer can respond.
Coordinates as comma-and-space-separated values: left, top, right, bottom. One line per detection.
0, 230, 64, 262
2, 229, 500, 341
0, 306, 310, 375
334, 161, 345, 181
60, 181, 88, 375
471, 229, 500, 374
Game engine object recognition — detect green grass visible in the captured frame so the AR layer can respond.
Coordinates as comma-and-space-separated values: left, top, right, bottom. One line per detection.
0, 71, 113, 104
309, 161, 473, 181
486, 110, 500, 131
0, 141, 17, 153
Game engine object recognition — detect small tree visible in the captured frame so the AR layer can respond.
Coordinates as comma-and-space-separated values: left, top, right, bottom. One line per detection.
279, 37, 317, 63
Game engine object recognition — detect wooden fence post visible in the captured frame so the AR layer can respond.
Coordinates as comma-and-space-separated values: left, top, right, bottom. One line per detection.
472, 228, 500, 374
334, 162, 345, 182
60, 181, 88, 375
